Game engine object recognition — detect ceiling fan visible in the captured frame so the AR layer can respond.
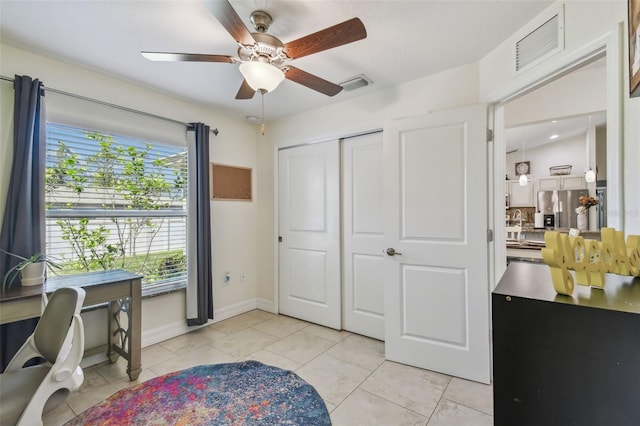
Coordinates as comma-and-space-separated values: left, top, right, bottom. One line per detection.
141, 0, 367, 100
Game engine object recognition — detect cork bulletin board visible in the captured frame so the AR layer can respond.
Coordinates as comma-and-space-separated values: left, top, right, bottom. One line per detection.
211, 163, 252, 201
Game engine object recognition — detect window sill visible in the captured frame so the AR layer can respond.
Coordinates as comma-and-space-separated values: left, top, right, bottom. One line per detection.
80, 280, 186, 313
142, 280, 187, 299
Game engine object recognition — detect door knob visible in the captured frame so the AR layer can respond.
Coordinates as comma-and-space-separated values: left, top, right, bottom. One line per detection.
386, 248, 402, 256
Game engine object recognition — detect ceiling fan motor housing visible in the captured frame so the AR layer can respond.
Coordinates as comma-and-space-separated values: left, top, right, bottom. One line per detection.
250, 10, 272, 33
238, 32, 285, 67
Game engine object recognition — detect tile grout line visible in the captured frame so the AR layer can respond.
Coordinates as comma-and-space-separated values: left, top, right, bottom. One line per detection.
49, 310, 494, 425
424, 375, 454, 425
326, 358, 387, 416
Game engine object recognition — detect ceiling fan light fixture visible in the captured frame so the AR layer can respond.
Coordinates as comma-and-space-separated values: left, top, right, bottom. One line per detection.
239, 61, 285, 93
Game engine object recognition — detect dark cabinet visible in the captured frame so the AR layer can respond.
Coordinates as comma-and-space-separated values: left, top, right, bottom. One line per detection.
492, 262, 640, 426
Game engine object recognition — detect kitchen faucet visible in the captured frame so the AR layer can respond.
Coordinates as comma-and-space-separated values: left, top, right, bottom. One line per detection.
513, 209, 523, 229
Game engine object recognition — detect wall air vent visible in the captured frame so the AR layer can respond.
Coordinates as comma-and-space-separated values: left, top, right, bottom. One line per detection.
340, 74, 372, 91
514, 5, 564, 74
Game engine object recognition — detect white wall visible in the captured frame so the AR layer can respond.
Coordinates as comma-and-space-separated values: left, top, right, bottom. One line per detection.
0, 44, 261, 351
504, 63, 607, 127
266, 63, 479, 148
0, 72, 13, 223
256, 62, 480, 307
506, 134, 587, 181
479, 2, 625, 100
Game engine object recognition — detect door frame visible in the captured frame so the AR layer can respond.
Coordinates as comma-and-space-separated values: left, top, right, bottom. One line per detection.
484, 26, 623, 285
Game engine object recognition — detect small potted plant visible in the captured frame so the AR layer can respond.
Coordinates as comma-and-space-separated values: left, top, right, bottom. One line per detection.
1, 249, 62, 290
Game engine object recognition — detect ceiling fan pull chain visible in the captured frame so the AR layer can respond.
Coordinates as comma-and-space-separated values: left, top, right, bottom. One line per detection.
261, 90, 266, 136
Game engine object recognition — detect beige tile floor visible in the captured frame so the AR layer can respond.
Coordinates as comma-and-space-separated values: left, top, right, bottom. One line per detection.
44, 310, 493, 426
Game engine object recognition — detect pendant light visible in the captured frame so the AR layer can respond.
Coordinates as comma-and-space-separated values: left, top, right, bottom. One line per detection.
584, 115, 596, 183
519, 139, 528, 186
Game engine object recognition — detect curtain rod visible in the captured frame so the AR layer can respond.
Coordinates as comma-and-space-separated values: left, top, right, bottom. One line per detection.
1, 75, 219, 136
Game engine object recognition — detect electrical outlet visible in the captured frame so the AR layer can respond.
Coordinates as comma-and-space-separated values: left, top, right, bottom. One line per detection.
240, 272, 246, 282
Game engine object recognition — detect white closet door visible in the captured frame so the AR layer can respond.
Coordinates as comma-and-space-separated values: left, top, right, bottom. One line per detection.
278, 141, 341, 329
342, 132, 385, 340
383, 105, 491, 383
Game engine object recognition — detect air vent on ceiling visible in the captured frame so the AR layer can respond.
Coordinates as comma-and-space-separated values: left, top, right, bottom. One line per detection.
340, 74, 372, 91
514, 5, 564, 74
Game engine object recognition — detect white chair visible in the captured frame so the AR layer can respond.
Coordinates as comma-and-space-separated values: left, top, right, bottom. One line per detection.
0, 287, 86, 426
506, 225, 522, 241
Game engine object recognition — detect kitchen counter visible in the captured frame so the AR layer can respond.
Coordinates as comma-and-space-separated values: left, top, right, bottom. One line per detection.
517, 227, 601, 241
505, 229, 601, 264
506, 247, 543, 263
506, 236, 544, 263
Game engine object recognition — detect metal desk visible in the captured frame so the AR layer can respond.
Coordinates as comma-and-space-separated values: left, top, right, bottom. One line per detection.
0, 270, 142, 380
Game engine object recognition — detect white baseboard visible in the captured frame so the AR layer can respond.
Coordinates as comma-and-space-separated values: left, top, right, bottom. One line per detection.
80, 352, 109, 368
213, 298, 259, 322
141, 318, 195, 348
82, 298, 275, 368
141, 298, 262, 348
257, 298, 276, 313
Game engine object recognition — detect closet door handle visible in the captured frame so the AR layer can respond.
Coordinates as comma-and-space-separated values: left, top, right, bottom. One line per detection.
386, 248, 402, 256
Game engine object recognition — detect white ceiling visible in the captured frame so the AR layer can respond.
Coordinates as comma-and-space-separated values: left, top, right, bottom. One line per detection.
0, 0, 554, 122
505, 110, 607, 154
504, 56, 607, 153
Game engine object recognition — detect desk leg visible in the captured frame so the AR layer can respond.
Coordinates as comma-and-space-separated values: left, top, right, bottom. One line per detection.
107, 280, 142, 380
127, 278, 142, 381
107, 300, 119, 364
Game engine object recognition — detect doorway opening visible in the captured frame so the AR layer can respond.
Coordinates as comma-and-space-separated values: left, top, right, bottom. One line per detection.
491, 27, 623, 281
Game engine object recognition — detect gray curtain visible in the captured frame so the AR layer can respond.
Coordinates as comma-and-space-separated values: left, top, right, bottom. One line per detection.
0, 75, 46, 371
186, 123, 213, 326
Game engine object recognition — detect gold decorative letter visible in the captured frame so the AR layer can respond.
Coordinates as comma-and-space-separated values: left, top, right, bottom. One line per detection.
542, 228, 640, 295
542, 231, 574, 295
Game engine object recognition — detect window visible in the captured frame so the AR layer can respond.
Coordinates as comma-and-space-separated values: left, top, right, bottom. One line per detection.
45, 123, 188, 294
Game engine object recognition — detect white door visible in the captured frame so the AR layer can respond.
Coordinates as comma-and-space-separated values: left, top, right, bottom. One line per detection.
278, 141, 341, 329
383, 105, 491, 383
342, 132, 385, 340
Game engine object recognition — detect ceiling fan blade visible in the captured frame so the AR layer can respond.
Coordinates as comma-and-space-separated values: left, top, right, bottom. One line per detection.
283, 17, 366, 60
285, 66, 343, 97
204, 0, 255, 46
141, 52, 235, 63
235, 79, 256, 99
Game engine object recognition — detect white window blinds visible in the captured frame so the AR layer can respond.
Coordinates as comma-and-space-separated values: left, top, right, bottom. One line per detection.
45, 123, 188, 293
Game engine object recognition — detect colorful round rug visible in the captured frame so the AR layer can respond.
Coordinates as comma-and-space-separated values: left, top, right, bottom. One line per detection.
65, 360, 330, 425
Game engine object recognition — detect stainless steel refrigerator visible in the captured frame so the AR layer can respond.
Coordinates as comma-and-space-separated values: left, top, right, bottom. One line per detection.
537, 189, 589, 229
